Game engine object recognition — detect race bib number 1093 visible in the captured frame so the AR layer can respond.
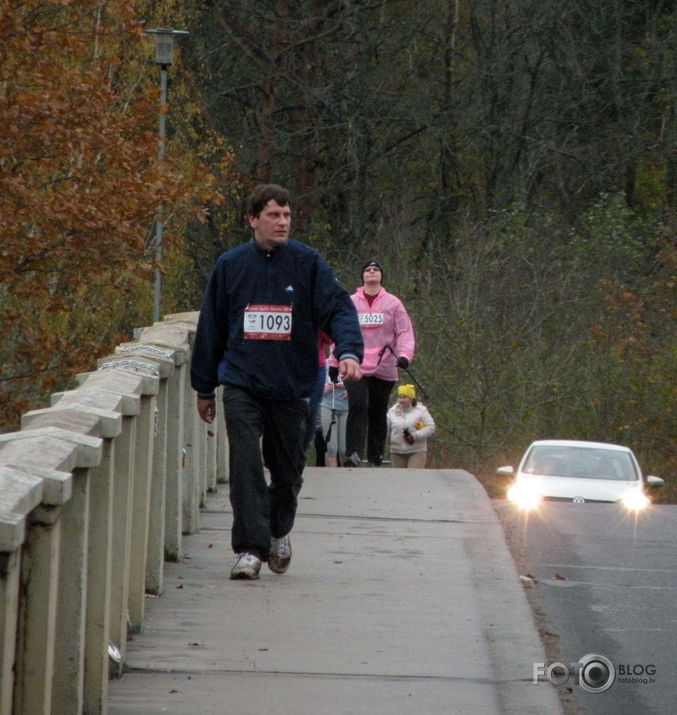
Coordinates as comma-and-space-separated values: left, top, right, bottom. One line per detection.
244, 304, 292, 340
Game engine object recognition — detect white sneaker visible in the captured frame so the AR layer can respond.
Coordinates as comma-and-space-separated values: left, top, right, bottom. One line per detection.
345, 452, 361, 468
230, 552, 261, 580
268, 535, 292, 574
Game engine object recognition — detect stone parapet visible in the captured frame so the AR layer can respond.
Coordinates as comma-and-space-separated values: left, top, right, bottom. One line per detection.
0, 312, 225, 715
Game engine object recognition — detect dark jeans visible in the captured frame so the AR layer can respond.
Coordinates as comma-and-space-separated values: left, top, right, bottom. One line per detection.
344, 376, 395, 464
223, 385, 307, 560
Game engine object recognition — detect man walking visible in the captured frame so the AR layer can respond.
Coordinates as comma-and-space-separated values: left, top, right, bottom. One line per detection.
191, 184, 363, 579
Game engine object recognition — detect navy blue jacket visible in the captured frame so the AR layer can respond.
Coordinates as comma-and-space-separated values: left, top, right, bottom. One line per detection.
190, 239, 363, 401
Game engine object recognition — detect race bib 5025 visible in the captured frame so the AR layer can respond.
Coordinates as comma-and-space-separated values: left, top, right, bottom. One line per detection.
358, 311, 384, 327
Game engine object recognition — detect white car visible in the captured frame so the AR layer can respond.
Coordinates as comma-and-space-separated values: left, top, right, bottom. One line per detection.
498, 439, 664, 511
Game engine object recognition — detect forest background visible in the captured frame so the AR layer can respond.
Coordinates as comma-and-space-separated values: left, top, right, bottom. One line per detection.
1, 0, 675, 500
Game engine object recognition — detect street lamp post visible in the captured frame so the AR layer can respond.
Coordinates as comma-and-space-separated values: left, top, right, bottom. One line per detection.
146, 28, 189, 323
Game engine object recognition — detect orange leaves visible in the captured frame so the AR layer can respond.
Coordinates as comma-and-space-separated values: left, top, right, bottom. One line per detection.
0, 0, 230, 429
3, 4, 149, 271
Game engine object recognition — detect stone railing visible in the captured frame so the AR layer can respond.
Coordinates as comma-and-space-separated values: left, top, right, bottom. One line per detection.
0, 311, 227, 715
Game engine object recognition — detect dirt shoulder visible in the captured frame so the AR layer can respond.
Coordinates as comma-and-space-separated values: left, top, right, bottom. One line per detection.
491, 499, 582, 715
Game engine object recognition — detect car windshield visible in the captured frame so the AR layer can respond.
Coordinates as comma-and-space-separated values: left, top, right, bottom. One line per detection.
522, 446, 639, 481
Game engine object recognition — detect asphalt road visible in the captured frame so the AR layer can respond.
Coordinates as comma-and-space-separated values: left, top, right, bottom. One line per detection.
495, 500, 677, 715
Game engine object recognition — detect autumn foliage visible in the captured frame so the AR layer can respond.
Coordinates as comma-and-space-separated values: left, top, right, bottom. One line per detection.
0, 0, 227, 428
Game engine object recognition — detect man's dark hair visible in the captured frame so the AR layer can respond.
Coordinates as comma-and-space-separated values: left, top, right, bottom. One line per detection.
246, 184, 291, 218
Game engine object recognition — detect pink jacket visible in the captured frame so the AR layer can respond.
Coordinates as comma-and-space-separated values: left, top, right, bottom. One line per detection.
318, 330, 332, 367
330, 286, 415, 381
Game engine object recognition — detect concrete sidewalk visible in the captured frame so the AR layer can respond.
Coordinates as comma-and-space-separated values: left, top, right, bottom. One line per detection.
107, 468, 561, 714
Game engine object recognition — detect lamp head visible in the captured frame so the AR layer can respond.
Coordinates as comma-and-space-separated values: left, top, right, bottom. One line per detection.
146, 28, 190, 66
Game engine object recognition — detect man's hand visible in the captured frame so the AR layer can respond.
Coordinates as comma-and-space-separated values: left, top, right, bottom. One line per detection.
397, 356, 409, 369
197, 396, 216, 424
339, 357, 362, 381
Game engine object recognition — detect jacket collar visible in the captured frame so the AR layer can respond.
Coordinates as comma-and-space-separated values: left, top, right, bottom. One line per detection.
251, 237, 289, 260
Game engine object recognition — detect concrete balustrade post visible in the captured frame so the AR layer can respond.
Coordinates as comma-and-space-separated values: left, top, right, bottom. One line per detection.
82, 440, 115, 714
127, 393, 156, 630
109, 414, 136, 675
197, 412, 206, 502
15, 506, 61, 715
51, 467, 89, 713
176, 357, 192, 534
182, 365, 202, 530
162, 362, 184, 560
206, 406, 217, 493
147, 377, 168, 595
0, 549, 20, 715
216, 389, 229, 484
0, 466, 44, 715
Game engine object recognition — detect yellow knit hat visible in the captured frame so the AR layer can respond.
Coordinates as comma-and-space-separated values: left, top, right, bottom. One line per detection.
398, 384, 416, 399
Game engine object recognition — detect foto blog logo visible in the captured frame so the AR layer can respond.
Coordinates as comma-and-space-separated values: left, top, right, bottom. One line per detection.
533, 653, 616, 693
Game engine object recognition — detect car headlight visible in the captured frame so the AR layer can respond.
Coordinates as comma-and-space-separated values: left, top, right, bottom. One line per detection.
620, 490, 650, 511
507, 482, 542, 510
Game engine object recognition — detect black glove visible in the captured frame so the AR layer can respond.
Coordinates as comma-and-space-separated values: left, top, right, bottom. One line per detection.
328, 365, 339, 383
397, 356, 409, 369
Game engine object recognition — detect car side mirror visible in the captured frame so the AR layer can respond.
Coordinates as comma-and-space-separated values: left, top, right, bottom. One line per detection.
646, 475, 664, 487
497, 466, 514, 475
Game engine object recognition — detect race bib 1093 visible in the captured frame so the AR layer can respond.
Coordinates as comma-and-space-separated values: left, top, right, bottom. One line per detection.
243, 304, 292, 340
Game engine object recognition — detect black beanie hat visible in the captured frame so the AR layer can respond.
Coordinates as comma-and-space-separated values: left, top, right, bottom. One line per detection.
361, 259, 384, 283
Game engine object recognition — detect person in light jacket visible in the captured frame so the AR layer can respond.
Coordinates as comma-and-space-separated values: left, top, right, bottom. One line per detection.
332, 259, 416, 467
387, 384, 435, 468
319, 364, 349, 467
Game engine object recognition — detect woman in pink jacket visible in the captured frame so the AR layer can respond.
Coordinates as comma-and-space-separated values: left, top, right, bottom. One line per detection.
342, 259, 416, 467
